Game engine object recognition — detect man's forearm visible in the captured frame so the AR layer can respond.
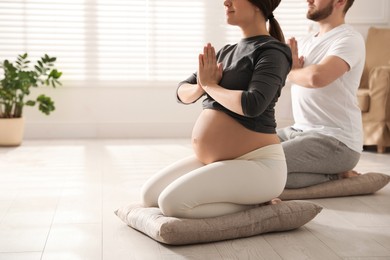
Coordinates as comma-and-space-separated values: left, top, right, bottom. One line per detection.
288, 65, 328, 88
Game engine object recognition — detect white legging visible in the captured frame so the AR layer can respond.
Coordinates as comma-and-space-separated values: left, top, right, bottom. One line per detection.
141, 144, 287, 219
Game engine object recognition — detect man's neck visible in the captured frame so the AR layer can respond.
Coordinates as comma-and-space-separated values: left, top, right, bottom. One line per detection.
316, 16, 345, 36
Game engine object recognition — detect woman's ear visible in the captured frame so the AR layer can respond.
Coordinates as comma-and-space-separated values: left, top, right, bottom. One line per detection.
255, 7, 262, 14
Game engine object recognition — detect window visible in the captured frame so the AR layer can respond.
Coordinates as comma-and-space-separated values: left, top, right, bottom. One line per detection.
0, 0, 311, 87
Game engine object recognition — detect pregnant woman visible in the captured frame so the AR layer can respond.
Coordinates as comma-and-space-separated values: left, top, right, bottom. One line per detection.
141, 0, 292, 218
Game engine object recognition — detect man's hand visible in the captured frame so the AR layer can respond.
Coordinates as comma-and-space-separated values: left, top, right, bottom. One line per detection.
286, 37, 350, 88
287, 37, 304, 70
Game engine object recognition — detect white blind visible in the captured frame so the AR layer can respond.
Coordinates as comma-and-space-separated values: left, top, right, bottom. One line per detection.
0, 0, 311, 87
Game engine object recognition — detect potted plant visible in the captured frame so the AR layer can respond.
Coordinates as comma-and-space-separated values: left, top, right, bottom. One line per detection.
0, 53, 62, 146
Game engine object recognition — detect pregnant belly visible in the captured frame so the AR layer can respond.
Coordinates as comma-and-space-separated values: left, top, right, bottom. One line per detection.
191, 109, 279, 164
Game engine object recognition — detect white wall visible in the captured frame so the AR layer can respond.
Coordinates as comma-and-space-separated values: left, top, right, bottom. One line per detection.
24, 1, 390, 139
24, 85, 201, 139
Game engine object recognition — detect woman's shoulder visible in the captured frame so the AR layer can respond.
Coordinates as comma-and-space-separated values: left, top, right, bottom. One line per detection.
257, 36, 289, 50
218, 43, 237, 52
252, 37, 292, 64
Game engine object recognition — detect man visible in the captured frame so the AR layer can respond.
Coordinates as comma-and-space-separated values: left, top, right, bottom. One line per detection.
278, 0, 365, 188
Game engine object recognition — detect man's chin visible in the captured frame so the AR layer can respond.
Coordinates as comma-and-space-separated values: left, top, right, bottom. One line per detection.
307, 13, 320, 22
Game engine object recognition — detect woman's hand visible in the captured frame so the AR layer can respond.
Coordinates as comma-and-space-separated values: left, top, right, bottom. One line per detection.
196, 43, 244, 115
197, 43, 223, 88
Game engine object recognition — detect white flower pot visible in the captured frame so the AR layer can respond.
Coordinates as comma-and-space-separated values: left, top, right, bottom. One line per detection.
0, 117, 25, 146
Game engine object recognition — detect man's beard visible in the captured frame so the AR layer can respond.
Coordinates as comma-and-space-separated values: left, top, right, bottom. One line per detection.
307, 1, 334, 21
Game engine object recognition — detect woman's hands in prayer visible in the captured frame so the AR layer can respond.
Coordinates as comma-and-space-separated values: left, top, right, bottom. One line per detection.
197, 43, 223, 89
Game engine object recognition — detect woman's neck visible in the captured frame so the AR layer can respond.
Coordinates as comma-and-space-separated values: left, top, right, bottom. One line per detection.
241, 25, 269, 38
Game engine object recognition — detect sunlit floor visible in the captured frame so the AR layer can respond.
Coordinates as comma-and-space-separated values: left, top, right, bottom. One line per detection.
0, 139, 389, 260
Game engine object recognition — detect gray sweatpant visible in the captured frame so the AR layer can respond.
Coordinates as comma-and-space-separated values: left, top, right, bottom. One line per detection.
277, 127, 361, 189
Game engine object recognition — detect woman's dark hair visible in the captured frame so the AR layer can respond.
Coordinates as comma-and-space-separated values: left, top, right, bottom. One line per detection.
248, 0, 285, 43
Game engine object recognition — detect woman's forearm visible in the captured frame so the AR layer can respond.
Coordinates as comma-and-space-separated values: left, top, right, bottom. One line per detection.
203, 83, 244, 115
177, 83, 205, 104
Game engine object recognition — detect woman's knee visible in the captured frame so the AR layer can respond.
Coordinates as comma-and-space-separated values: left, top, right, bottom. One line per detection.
158, 189, 183, 217
140, 180, 158, 207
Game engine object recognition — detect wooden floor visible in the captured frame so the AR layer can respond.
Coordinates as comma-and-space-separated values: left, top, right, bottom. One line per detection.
0, 139, 389, 260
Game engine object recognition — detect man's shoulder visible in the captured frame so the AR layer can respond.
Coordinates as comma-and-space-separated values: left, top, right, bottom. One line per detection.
332, 24, 365, 49
335, 24, 364, 41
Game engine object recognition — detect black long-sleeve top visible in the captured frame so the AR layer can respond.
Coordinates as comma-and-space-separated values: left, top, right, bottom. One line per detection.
178, 35, 292, 134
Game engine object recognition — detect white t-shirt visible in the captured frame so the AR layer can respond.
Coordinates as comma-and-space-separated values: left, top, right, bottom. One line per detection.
291, 24, 365, 153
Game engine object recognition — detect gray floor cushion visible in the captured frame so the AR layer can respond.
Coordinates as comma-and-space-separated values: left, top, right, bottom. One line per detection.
115, 200, 322, 245
280, 172, 390, 200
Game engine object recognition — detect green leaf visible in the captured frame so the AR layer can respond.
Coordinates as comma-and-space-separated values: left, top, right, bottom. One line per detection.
35, 65, 42, 73
49, 69, 62, 79
54, 79, 62, 86
25, 100, 36, 106
37, 94, 55, 115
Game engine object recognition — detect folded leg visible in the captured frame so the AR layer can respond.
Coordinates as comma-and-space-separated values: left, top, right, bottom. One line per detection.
159, 148, 286, 218
278, 127, 360, 189
141, 155, 204, 207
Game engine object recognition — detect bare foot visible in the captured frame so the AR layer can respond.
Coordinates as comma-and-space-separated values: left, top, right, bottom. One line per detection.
260, 198, 282, 206
339, 170, 361, 179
